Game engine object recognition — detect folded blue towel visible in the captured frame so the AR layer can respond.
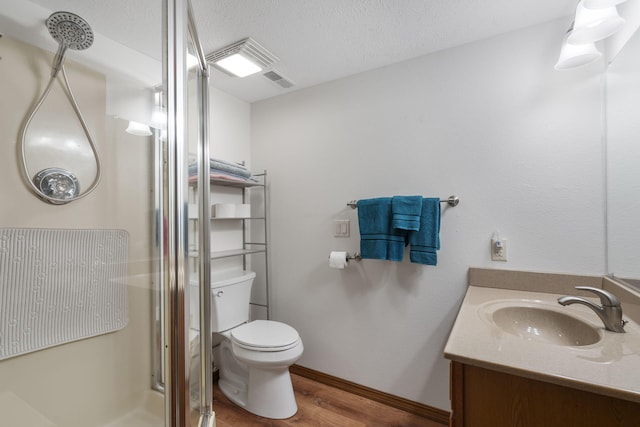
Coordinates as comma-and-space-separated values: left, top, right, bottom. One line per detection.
408, 198, 441, 265
391, 196, 423, 231
357, 198, 407, 261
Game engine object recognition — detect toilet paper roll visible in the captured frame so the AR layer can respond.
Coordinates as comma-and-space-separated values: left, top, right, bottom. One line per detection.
329, 251, 348, 269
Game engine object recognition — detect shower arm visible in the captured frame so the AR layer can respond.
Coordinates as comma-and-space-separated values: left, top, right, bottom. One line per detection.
19, 64, 102, 204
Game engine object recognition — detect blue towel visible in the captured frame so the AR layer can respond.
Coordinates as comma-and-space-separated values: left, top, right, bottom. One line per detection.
408, 198, 441, 265
391, 196, 423, 231
357, 198, 407, 261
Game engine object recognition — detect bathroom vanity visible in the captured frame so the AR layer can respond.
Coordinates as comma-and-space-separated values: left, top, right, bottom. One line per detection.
449, 361, 640, 426
445, 268, 640, 427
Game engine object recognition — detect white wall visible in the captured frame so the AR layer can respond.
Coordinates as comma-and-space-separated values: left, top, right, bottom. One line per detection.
606, 28, 640, 279
250, 19, 606, 410
605, 1, 640, 64
210, 87, 252, 165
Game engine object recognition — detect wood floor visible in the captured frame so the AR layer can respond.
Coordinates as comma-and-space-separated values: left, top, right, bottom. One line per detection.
213, 373, 447, 427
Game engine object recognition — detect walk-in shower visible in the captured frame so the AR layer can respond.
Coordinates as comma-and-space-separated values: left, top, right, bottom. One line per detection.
18, 11, 101, 205
1, 0, 210, 425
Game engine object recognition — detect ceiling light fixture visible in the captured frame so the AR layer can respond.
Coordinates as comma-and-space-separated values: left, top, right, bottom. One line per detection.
126, 121, 152, 136
555, 28, 602, 70
568, 1, 625, 44
583, 0, 628, 8
206, 37, 278, 78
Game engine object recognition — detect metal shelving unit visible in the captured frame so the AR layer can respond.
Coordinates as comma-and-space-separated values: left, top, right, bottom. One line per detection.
197, 171, 270, 319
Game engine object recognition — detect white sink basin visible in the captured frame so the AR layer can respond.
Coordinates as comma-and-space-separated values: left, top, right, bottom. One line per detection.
486, 303, 601, 346
445, 285, 640, 404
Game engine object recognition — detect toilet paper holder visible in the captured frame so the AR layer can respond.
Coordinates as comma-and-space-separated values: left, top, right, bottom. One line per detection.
329, 251, 361, 261
346, 252, 362, 261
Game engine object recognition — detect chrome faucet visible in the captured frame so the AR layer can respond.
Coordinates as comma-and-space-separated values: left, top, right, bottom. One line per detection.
557, 286, 627, 333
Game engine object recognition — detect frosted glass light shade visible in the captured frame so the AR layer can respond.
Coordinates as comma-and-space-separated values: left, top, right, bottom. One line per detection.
126, 121, 152, 136
207, 38, 278, 78
555, 33, 602, 70
215, 53, 262, 77
568, 2, 625, 44
584, 0, 628, 9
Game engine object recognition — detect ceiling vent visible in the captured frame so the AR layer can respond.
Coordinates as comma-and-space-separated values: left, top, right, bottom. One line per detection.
263, 70, 295, 89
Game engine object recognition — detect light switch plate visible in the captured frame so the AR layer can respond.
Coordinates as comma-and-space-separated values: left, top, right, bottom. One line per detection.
334, 219, 350, 237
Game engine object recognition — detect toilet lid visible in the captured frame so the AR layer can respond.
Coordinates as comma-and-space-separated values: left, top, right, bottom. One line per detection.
231, 320, 300, 351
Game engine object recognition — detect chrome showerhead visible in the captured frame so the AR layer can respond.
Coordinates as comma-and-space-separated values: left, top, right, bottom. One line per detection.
46, 12, 93, 77
46, 11, 93, 50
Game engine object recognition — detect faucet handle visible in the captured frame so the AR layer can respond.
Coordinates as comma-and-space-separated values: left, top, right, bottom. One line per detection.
574, 286, 621, 307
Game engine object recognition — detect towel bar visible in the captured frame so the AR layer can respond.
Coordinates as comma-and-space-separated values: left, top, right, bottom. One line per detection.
347, 195, 459, 209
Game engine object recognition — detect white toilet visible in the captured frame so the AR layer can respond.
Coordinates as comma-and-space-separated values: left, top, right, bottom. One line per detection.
208, 270, 303, 419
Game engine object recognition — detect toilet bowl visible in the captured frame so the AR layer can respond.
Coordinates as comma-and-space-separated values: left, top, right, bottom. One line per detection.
199, 270, 304, 419
217, 320, 303, 419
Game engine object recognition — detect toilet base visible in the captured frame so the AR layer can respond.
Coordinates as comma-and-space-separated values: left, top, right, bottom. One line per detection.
217, 338, 301, 419
248, 366, 297, 419
219, 365, 298, 419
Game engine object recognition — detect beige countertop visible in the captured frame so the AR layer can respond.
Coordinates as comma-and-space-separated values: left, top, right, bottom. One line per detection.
444, 268, 640, 403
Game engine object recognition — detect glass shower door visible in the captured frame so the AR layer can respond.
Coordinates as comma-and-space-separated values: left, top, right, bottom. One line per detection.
158, 2, 215, 424
0, 0, 208, 425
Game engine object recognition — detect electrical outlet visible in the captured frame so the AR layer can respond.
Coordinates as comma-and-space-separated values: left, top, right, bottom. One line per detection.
491, 237, 507, 261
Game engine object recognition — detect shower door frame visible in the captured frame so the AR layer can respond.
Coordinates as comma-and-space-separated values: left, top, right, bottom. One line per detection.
162, 0, 213, 426
187, 0, 215, 424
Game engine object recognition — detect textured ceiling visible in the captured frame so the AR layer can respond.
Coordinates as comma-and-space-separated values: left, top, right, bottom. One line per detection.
22, 0, 576, 102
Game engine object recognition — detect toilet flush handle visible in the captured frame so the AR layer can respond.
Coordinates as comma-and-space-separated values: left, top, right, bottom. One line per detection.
216, 290, 224, 297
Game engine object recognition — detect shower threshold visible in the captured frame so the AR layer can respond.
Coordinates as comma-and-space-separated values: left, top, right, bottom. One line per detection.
102, 390, 163, 427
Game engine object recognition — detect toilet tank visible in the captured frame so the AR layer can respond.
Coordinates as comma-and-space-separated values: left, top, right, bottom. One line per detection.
210, 270, 256, 332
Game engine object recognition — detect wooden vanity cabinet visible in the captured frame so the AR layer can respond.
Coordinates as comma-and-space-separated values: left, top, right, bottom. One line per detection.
449, 361, 640, 427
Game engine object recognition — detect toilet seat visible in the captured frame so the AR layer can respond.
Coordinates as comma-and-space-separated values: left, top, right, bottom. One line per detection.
231, 320, 300, 352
